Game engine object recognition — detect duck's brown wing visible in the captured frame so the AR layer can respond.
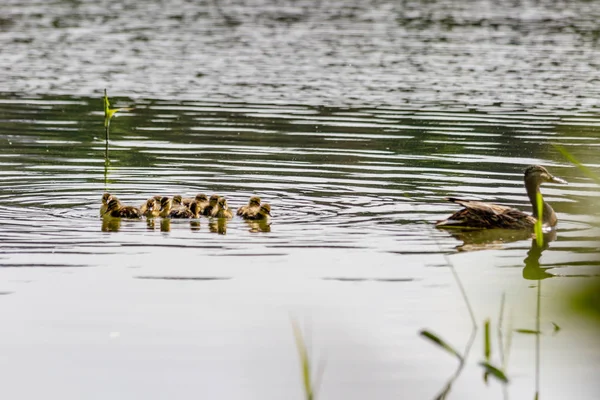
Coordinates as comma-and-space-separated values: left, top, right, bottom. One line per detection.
436, 197, 535, 230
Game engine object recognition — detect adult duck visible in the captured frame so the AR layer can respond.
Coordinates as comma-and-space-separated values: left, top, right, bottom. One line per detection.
436, 165, 566, 230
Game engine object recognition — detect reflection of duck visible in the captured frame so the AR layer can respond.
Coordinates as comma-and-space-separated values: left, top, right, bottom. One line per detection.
436, 165, 566, 230
169, 202, 201, 219
244, 203, 271, 221
203, 194, 220, 216
447, 228, 533, 252
209, 218, 228, 235
104, 198, 142, 218
523, 231, 557, 280
212, 197, 234, 219
244, 219, 271, 233
100, 193, 114, 216
237, 196, 261, 217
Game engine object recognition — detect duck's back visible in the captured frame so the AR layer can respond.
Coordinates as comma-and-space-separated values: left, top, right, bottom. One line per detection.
436, 198, 535, 230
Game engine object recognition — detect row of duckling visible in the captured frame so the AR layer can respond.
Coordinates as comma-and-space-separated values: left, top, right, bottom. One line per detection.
101, 193, 271, 221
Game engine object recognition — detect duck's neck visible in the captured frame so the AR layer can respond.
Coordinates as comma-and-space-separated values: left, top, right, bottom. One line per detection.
526, 181, 557, 226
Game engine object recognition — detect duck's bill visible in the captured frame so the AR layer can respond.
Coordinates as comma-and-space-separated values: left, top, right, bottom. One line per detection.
551, 175, 567, 184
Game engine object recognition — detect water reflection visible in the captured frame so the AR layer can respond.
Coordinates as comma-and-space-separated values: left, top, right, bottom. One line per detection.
446, 228, 534, 252
523, 232, 557, 281
244, 219, 271, 233
208, 218, 229, 235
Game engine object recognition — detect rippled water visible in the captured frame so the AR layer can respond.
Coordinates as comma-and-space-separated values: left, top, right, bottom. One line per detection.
2, 0, 600, 399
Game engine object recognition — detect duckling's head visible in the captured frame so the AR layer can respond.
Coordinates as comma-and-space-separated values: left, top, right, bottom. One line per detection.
524, 165, 567, 186
102, 192, 113, 205
259, 203, 271, 216
249, 196, 261, 206
218, 197, 228, 210
195, 193, 208, 202
145, 198, 156, 211
160, 196, 172, 211
209, 194, 219, 206
172, 195, 183, 205
106, 198, 121, 213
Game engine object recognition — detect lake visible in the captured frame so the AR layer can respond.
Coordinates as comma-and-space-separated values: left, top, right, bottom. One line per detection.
1, 1, 600, 399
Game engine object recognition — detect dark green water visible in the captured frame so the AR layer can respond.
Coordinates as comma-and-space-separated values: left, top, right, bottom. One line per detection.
1, 0, 600, 398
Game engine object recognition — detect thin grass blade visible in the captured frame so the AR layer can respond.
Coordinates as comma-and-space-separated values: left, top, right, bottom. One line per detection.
478, 361, 509, 384
553, 144, 600, 184
515, 329, 541, 335
534, 191, 544, 246
420, 330, 463, 363
292, 320, 314, 400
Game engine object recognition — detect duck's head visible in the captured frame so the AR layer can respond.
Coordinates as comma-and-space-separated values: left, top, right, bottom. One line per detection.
209, 194, 219, 206
106, 198, 121, 213
145, 198, 157, 211
524, 165, 567, 187
160, 196, 172, 212
259, 203, 271, 217
172, 195, 183, 206
249, 196, 261, 206
218, 197, 228, 210
102, 192, 113, 205
195, 193, 208, 202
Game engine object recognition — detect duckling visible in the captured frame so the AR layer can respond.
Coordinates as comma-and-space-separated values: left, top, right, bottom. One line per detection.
244, 203, 271, 221
104, 198, 142, 219
237, 196, 261, 217
141, 198, 160, 218
100, 192, 114, 216
212, 197, 234, 219
436, 165, 567, 230
159, 196, 173, 218
169, 201, 201, 219
203, 194, 220, 216
139, 195, 162, 214
172, 195, 185, 208
182, 193, 208, 208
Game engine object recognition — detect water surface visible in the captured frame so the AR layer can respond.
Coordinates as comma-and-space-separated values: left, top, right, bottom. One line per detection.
1, 0, 600, 399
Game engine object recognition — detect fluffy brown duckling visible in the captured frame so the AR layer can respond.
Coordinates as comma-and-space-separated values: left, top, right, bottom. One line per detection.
182, 193, 209, 209
203, 194, 220, 216
169, 202, 201, 219
159, 196, 173, 218
172, 195, 184, 208
141, 198, 160, 218
212, 197, 234, 219
436, 165, 567, 230
104, 198, 142, 219
237, 196, 261, 217
244, 203, 271, 221
100, 192, 114, 216
139, 195, 162, 214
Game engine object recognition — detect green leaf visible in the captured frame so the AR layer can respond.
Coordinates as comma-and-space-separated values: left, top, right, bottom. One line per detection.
478, 361, 509, 384
103, 88, 133, 128
419, 330, 463, 363
514, 329, 541, 335
552, 322, 561, 333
